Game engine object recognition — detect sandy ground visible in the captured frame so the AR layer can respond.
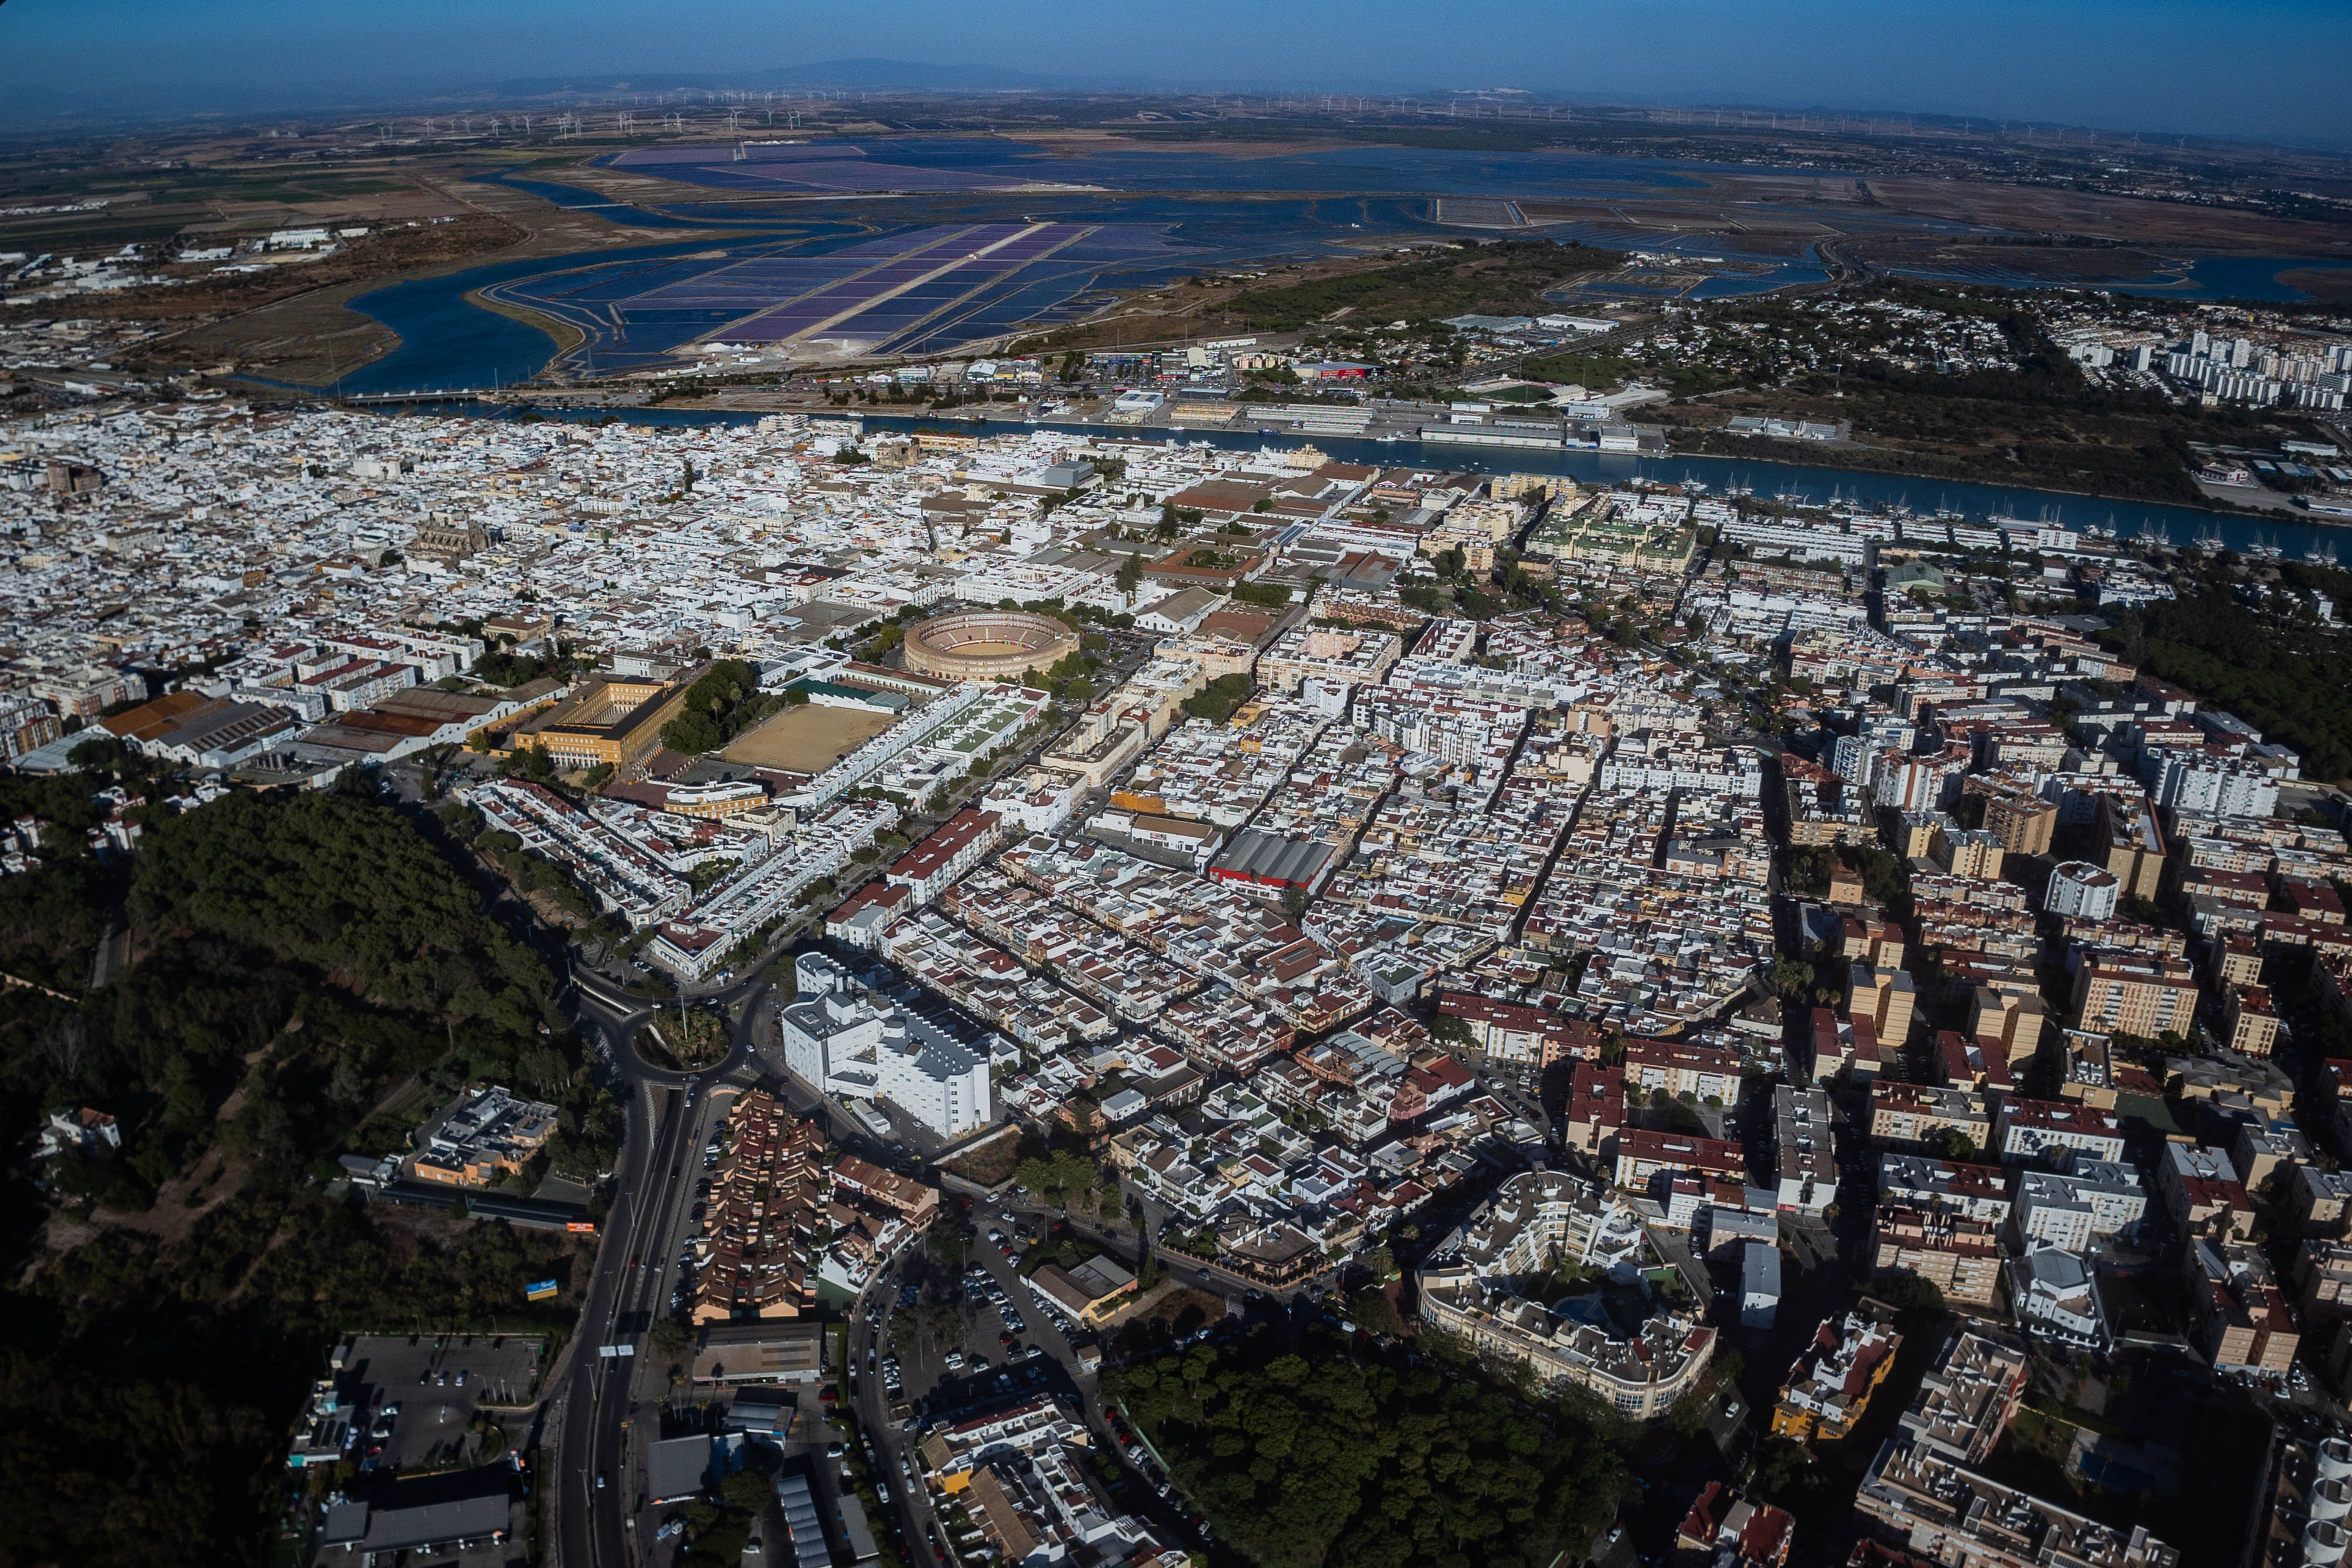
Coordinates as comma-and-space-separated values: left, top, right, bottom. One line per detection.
723, 704, 899, 773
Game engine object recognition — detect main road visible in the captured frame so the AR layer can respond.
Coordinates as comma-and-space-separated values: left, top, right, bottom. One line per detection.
543, 964, 777, 1568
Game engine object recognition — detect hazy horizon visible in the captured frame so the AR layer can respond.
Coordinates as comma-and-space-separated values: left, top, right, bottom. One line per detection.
4, 0, 2350, 151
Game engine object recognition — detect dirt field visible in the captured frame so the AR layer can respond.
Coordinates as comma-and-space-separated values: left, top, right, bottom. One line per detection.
1861, 178, 2352, 253
2278, 267, 2352, 303
723, 704, 898, 773
45, 169, 744, 386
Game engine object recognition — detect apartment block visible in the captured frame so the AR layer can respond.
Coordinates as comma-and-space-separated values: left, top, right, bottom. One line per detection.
2157, 1144, 2250, 1237
2221, 984, 2280, 1058
883, 808, 1004, 906
2297, 1164, 2352, 1237
2012, 1164, 2148, 1249
1877, 1153, 2013, 1223
2072, 954, 2199, 1040
1992, 1098, 2126, 1164
1436, 991, 1599, 1066
1418, 1172, 1716, 1419
1566, 1062, 1626, 1157
2297, 1239, 2352, 1323
1614, 1128, 1747, 1192
1869, 1082, 1990, 1152
1859, 1383, 2176, 1568
1873, 1205, 2003, 1310
1853, 961, 1918, 1051
1626, 1037, 1743, 1103
2186, 1238, 2298, 1375
1966, 985, 2047, 1074
1981, 788, 2058, 859
1770, 1303, 1902, 1443
1775, 1085, 1837, 1213
691, 1091, 826, 1323
1932, 823, 2006, 880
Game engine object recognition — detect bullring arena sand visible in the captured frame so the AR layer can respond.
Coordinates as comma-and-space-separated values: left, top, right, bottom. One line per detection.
722, 705, 899, 773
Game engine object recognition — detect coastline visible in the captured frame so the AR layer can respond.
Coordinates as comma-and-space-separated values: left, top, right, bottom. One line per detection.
465, 286, 586, 360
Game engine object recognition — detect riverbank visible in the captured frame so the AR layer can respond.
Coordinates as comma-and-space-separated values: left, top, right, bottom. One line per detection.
346, 394, 2352, 558
623, 392, 2350, 537
1661, 424, 2306, 524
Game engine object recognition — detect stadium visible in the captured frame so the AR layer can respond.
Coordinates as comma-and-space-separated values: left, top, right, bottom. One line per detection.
901, 611, 1079, 683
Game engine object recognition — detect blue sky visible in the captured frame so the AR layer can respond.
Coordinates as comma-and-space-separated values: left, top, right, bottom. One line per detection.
5, 0, 2348, 146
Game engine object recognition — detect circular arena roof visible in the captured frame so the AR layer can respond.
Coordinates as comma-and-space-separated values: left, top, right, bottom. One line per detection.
901, 610, 1081, 683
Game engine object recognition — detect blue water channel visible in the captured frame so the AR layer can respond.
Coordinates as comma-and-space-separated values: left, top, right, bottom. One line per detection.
338, 138, 2352, 397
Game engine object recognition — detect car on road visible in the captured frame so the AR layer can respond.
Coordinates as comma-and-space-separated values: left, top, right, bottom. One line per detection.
596, 1472, 607, 1490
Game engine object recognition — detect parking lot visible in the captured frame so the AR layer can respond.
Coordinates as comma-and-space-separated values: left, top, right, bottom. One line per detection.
858, 1213, 1101, 1412
333, 1334, 542, 1475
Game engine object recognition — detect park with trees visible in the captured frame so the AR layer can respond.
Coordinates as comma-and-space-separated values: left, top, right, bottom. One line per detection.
1104, 1326, 1624, 1568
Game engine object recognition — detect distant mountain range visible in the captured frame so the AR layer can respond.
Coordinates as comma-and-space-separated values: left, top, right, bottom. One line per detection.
491, 59, 1067, 96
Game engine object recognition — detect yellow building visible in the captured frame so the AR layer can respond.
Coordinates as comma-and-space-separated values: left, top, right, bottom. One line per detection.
1931, 824, 2006, 881
1770, 1303, 1903, 1443
1979, 788, 2057, 858
506, 675, 692, 770
2073, 955, 2199, 1039
1969, 984, 2047, 1075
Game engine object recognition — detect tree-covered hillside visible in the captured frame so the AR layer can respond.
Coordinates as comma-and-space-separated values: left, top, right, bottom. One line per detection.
0, 782, 616, 1567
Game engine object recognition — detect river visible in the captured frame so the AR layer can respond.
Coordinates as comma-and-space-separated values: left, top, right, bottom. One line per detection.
359, 400, 2351, 559
320, 162, 2351, 559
